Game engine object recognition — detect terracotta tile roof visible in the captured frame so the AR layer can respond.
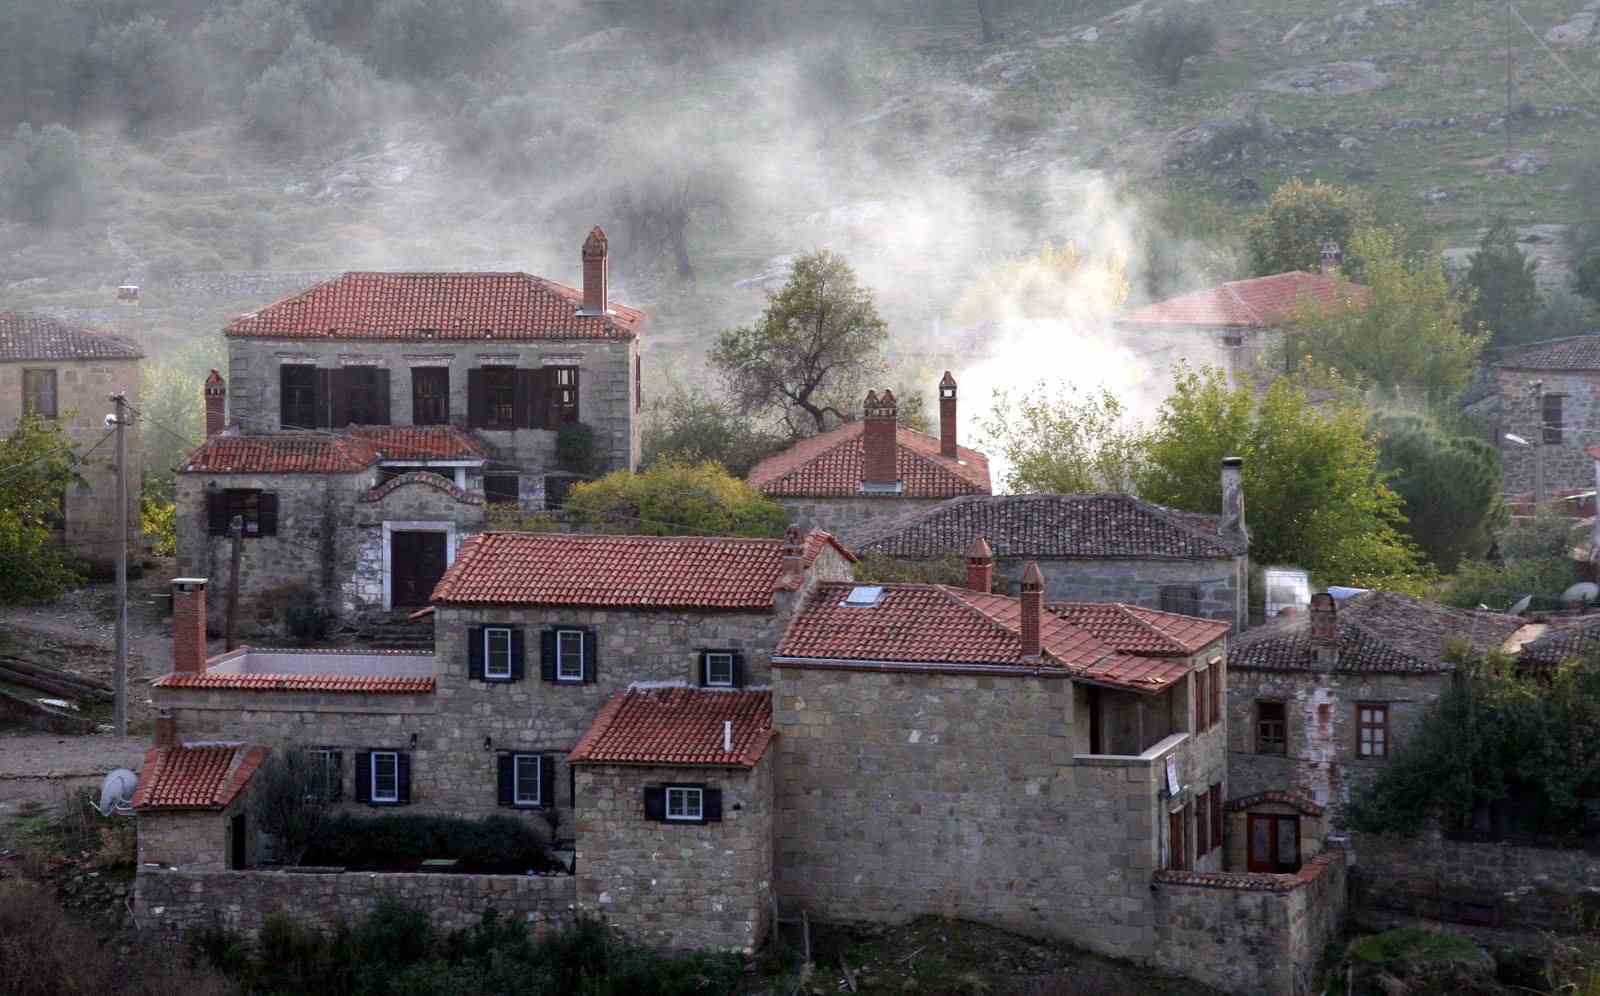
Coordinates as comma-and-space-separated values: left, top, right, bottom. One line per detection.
1048, 603, 1231, 655
1115, 271, 1369, 329
362, 471, 482, 505
568, 686, 774, 768
351, 426, 489, 461
223, 272, 644, 341
131, 744, 266, 811
1228, 591, 1523, 673
180, 432, 381, 474
1224, 790, 1326, 816
856, 493, 1246, 560
1154, 851, 1342, 892
1517, 613, 1600, 668
152, 672, 435, 693
746, 422, 991, 499
0, 311, 143, 362
1496, 335, 1600, 371
431, 530, 856, 610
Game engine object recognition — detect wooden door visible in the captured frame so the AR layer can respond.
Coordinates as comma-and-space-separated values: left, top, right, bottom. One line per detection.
229, 813, 247, 870
392, 531, 448, 608
1246, 813, 1301, 873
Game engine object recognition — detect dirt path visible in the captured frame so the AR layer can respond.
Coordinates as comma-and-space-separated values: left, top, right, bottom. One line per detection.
0, 732, 149, 832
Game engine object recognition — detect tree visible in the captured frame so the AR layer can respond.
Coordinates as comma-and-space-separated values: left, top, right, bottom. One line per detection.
1575, 250, 1600, 308
1444, 556, 1576, 613
1533, 288, 1598, 341
712, 250, 888, 437
195, 0, 309, 105
1287, 228, 1486, 405
1245, 178, 1374, 277
561, 460, 788, 537
368, 0, 513, 80
1461, 217, 1541, 350
1128, 9, 1217, 87
0, 413, 83, 602
978, 381, 1143, 494
611, 159, 729, 283
244, 34, 379, 151
955, 241, 1130, 325
250, 745, 331, 866
1373, 413, 1503, 572
139, 339, 224, 502
1137, 366, 1424, 586
641, 386, 786, 478
87, 15, 192, 131
0, 123, 91, 226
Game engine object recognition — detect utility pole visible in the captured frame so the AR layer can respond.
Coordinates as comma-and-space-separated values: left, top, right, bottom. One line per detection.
111, 393, 128, 737
225, 514, 243, 651
1532, 379, 1545, 513
1505, 0, 1514, 158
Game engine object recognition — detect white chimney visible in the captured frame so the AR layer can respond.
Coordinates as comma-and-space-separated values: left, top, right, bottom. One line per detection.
723, 720, 732, 754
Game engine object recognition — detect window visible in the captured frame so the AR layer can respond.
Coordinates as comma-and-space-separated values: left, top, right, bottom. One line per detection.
22, 368, 56, 419
483, 474, 519, 505
1159, 584, 1200, 616
498, 753, 553, 808
1358, 703, 1389, 758
1543, 393, 1565, 445
1169, 804, 1190, 871
357, 750, 409, 806
514, 754, 541, 806
484, 368, 516, 428
644, 784, 722, 824
703, 651, 736, 688
310, 748, 342, 802
1247, 813, 1300, 873
484, 627, 513, 680
666, 786, 704, 822
556, 629, 585, 682
551, 366, 579, 424
411, 367, 449, 425
371, 751, 399, 803
344, 367, 386, 426
541, 628, 594, 683
281, 365, 318, 429
207, 488, 279, 537
1195, 792, 1209, 856
1257, 701, 1287, 754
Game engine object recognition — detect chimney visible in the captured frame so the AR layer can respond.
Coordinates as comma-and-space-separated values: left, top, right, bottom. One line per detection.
780, 524, 805, 580
939, 371, 959, 459
1220, 457, 1247, 545
1309, 592, 1338, 669
966, 535, 994, 594
1020, 561, 1044, 659
580, 226, 609, 316
204, 370, 226, 437
861, 389, 900, 489
1319, 243, 1342, 276
154, 709, 176, 749
172, 578, 209, 675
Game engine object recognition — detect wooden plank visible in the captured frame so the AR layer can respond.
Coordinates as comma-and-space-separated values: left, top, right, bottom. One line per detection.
0, 665, 112, 702
0, 656, 112, 694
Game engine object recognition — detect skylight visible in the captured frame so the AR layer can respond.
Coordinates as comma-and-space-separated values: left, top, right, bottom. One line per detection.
844, 585, 884, 607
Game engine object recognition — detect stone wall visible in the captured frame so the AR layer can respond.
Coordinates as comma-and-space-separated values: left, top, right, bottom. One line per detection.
1227, 667, 1450, 823
1495, 367, 1600, 495
1015, 556, 1247, 633
574, 758, 773, 952
1349, 830, 1600, 931
1113, 324, 1284, 388
1151, 849, 1347, 996
778, 496, 948, 548
134, 867, 575, 939
137, 796, 252, 872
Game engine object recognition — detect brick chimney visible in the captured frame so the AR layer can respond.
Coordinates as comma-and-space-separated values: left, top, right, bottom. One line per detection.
1220, 457, 1247, 546
939, 371, 959, 459
154, 708, 176, 749
861, 389, 899, 490
172, 578, 209, 674
1020, 561, 1044, 659
1319, 243, 1342, 276
204, 370, 226, 437
1309, 591, 1338, 669
780, 524, 805, 579
966, 535, 994, 594
580, 226, 609, 316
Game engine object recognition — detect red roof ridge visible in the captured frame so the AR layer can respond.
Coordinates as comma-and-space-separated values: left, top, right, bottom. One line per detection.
747, 422, 991, 499
362, 471, 482, 505
132, 743, 268, 811
568, 685, 775, 768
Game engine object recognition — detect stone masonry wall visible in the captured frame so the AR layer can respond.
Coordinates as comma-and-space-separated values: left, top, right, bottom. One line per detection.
778, 496, 947, 548
1495, 367, 1600, 496
1227, 667, 1451, 824
574, 759, 774, 953
135, 867, 575, 940
137, 800, 250, 872
1012, 556, 1247, 633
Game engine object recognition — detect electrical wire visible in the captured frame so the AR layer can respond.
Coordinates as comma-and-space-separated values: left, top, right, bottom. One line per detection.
1507, 0, 1600, 106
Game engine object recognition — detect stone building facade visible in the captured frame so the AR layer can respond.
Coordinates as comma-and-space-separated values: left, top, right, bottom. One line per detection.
1493, 336, 1600, 497
0, 312, 143, 568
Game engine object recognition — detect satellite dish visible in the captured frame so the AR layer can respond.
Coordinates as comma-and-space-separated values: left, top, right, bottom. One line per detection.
1507, 594, 1533, 616
1561, 582, 1600, 607
90, 768, 138, 816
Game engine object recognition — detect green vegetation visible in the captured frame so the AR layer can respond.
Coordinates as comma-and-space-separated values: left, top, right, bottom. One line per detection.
0, 122, 91, 225
556, 421, 598, 475
0, 413, 86, 603
978, 380, 1141, 494
1461, 216, 1542, 350
641, 385, 785, 478
251, 744, 333, 866
1245, 178, 1373, 278
302, 813, 560, 873
1373, 413, 1502, 572
1127, 9, 1217, 88
562, 459, 788, 538
853, 551, 967, 586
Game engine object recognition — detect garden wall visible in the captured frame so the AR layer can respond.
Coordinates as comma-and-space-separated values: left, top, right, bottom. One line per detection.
134, 867, 575, 939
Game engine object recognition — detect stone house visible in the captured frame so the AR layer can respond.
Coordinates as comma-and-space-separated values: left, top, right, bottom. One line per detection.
133, 735, 267, 872
1225, 591, 1526, 832
854, 458, 1250, 631
0, 311, 143, 568
745, 373, 991, 546
1493, 336, 1600, 498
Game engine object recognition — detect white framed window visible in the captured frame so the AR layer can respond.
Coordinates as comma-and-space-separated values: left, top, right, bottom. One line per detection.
556, 629, 585, 682
484, 627, 513, 680
665, 786, 704, 822
371, 751, 399, 803
513, 754, 541, 806
310, 748, 342, 802
704, 652, 735, 687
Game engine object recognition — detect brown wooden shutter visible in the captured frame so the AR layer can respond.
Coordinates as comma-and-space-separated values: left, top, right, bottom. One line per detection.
467, 369, 487, 429
206, 491, 229, 536
643, 786, 665, 821
497, 754, 514, 806
256, 492, 279, 536
514, 369, 535, 429
329, 369, 350, 427
1209, 783, 1223, 851
315, 369, 334, 428
1210, 660, 1222, 732
373, 369, 391, 425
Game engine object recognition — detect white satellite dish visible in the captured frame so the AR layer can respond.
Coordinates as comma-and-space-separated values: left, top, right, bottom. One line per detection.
1561, 582, 1600, 607
91, 768, 138, 816
1507, 594, 1533, 616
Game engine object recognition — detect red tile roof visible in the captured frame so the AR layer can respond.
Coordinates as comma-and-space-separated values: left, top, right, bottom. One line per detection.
131, 744, 266, 811
1115, 271, 1369, 329
223, 272, 644, 341
747, 422, 991, 499
1497, 335, 1600, 371
180, 432, 381, 474
0, 311, 143, 361
1154, 851, 1342, 892
1048, 603, 1230, 656
362, 471, 481, 505
351, 426, 489, 461
152, 672, 435, 694
569, 686, 774, 768
430, 530, 856, 610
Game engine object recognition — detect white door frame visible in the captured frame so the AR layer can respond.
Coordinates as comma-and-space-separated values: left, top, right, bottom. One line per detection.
381, 521, 458, 611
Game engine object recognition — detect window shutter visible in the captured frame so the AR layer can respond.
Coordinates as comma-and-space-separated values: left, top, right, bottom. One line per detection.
396, 752, 412, 804
330, 751, 343, 802
373, 369, 391, 425
582, 629, 598, 683
206, 491, 228, 536
704, 788, 723, 823
643, 786, 665, 821
540, 629, 557, 682
256, 493, 279, 536
732, 653, 745, 689
467, 627, 485, 681
510, 628, 526, 681
696, 651, 709, 687
496, 754, 513, 806
355, 751, 372, 803
467, 369, 487, 429
331, 369, 353, 427
530, 367, 549, 429
314, 369, 334, 428
514, 369, 534, 429
539, 756, 555, 807
1195, 670, 1208, 732
1196, 794, 1209, 855
1210, 661, 1222, 732
1210, 783, 1223, 849
279, 369, 294, 428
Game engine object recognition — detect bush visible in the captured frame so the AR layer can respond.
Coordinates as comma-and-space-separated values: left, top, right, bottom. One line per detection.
641, 387, 786, 478
244, 34, 379, 151
141, 494, 176, 557
301, 813, 560, 873
368, 0, 513, 80
563, 459, 789, 538
0, 122, 92, 226
1128, 9, 1216, 86
556, 421, 598, 475
88, 14, 193, 130
853, 552, 966, 585
1501, 513, 1583, 562
1444, 557, 1577, 612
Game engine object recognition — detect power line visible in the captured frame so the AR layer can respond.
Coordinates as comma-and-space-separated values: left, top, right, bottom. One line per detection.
1506, 0, 1600, 106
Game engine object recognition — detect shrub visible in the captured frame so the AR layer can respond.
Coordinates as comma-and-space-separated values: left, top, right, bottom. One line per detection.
244, 34, 379, 151
1128, 8, 1216, 87
641, 386, 787, 478
0, 122, 92, 226
250, 745, 332, 865
853, 551, 966, 585
556, 421, 597, 475
142, 494, 175, 557
1444, 556, 1577, 612
368, 0, 513, 80
563, 459, 788, 538
301, 813, 560, 872
87, 14, 193, 130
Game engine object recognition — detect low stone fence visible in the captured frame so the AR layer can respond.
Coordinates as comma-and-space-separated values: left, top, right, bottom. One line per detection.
1349, 830, 1600, 931
134, 867, 576, 940
1151, 849, 1347, 996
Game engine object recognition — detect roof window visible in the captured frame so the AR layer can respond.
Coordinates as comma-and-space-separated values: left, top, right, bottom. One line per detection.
844, 585, 884, 607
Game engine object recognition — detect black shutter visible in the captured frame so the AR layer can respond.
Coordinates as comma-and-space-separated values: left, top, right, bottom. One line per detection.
467, 369, 487, 428
529, 368, 549, 429
467, 626, 484, 681
373, 369, 391, 425
542, 368, 560, 430
696, 651, 708, 687
732, 653, 745, 689
582, 629, 597, 683
540, 629, 557, 682
315, 369, 334, 428
497, 754, 513, 806
396, 752, 412, 804
206, 491, 228, 536
539, 756, 555, 808
510, 628, 526, 681
643, 786, 665, 821
355, 751, 372, 803
514, 369, 533, 429
329, 750, 343, 802
704, 788, 723, 823
330, 369, 350, 428
256, 492, 279, 536
279, 369, 293, 428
